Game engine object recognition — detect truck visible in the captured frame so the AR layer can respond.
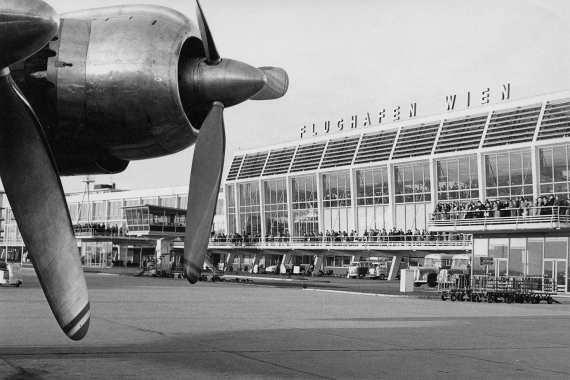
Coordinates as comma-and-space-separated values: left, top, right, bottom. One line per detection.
411, 253, 454, 287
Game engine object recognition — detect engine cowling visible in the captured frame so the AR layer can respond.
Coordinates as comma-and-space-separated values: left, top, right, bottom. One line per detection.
10, 5, 209, 175
53, 5, 204, 161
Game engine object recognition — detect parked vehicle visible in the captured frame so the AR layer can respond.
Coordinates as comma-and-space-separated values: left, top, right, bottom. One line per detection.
0, 262, 22, 287
366, 262, 390, 280
347, 261, 372, 279
412, 253, 454, 287
438, 253, 471, 284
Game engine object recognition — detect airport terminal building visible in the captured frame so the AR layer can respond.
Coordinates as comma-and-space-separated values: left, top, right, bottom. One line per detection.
1, 185, 226, 268
2, 88, 570, 293
222, 89, 570, 292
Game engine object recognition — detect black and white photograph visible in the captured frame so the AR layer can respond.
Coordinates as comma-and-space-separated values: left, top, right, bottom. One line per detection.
1, 0, 570, 379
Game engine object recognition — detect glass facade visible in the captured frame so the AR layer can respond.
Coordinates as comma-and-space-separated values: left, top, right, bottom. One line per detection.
108, 200, 123, 219
485, 149, 532, 199
264, 178, 288, 236
394, 161, 430, 231
473, 236, 569, 292
292, 175, 318, 236
239, 182, 261, 236
93, 202, 105, 220
539, 144, 570, 196
179, 195, 188, 209
437, 156, 479, 201
322, 171, 352, 233
160, 196, 177, 208
82, 241, 113, 267
226, 184, 237, 234
356, 167, 389, 231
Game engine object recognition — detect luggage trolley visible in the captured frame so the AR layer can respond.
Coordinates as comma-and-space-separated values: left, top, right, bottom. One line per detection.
438, 272, 476, 302
441, 275, 558, 304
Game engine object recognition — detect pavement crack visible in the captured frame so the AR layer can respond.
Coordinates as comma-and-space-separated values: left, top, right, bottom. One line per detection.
0, 356, 42, 380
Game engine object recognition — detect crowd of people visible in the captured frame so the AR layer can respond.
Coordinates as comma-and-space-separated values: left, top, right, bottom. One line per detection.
432, 194, 570, 219
73, 223, 127, 236
210, 228, 465, 245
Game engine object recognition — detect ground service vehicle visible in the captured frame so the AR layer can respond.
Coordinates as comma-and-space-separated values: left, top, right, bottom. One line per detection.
367, 262, 390, 280
347, 261, 373, 279
438, 253, 471, 284
412, 253, 454, 287
0, 262, 23, 287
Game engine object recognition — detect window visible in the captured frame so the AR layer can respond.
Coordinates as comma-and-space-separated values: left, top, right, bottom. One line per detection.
437, 156, 479, 201
539, 145, 570, 197
292, 175, 318, 236
322, 171, 352, 233
92, 202, 106, 221
226, 185, 236, 233
264, 178, 288, 236
239, 182, 261, 236
485, 150, 532, 199
393, 161, 431, 231
356, 166, 389, 232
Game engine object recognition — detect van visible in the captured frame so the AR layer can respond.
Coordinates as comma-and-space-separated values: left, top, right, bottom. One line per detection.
347, 261, 372, 279
366, 262, 390, 280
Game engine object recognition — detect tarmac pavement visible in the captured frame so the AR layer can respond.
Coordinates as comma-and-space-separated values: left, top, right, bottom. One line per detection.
1, 267, 570, 379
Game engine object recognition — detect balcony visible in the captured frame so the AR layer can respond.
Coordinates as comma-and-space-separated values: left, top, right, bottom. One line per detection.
208, 235, 472, 251
429, 206, 570, 233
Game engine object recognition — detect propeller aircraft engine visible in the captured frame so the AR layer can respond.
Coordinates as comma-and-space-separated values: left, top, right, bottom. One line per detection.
0, 0, 288, 340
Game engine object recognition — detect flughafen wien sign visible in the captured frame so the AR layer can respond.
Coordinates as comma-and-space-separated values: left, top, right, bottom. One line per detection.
300, 83, 511, 138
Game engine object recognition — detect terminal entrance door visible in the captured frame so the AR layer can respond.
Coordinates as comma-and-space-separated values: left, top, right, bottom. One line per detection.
487, 258, 507, 277
543, 259, 567, 293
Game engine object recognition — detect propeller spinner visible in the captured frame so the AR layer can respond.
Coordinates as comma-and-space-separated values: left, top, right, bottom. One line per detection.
182, 1, 288, 283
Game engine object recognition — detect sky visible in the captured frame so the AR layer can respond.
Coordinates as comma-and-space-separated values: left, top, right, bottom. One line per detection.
26, 0, 570, 192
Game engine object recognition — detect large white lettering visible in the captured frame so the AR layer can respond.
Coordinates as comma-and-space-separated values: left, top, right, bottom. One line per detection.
502, 83, 510, 100
378, 109, 386, 123
481, 88, 490, 104
351, 115, 358, 129
393, 106, 400, 121
409, 103, 416, 118
446, 95, 456, 111
363, 112, 371, 127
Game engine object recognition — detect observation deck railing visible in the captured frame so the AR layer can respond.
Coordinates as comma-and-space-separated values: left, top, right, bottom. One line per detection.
73, 226, 127, 237
208, 234, 472, 250
429, 206, 570, 231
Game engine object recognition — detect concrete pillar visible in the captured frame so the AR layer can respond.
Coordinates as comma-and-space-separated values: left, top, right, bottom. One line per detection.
225, 252, 235, 272
155, 238, 173, 260
312, 254, 324, 276
251, 253, 261, 273
280, 252, 292, 274
388, 255, 401, 281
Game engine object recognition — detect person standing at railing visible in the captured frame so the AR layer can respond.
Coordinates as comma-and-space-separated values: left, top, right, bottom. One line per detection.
539, 196, 550, 215
519, 197, 530, 217
509, 198, 518, 217
553, 195, 562, 216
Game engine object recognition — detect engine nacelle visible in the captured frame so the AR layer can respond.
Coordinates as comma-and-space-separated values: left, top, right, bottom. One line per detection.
49, 5, 205, 162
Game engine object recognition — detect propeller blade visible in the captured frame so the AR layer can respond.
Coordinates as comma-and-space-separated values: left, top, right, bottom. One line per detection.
251, 67, 289, 100
0, 70, 90, 340
183, 101, 225, 283
196, 0, 221, 64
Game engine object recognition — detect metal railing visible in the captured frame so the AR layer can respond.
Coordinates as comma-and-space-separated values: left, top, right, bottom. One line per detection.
208, 234, 472, 249
73, 226, 128, 237
429, 206, 570, 229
